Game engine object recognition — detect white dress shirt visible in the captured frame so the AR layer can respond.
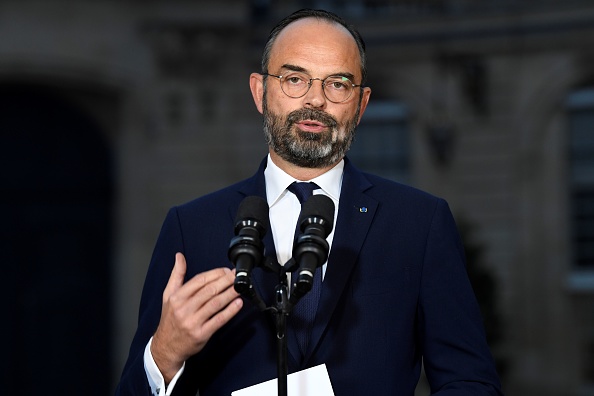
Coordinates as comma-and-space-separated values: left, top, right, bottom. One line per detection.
143, 155, 344, 395
264, 155, 343, 281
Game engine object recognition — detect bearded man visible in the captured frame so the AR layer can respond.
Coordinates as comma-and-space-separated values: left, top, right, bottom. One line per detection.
116, 8, 503, 396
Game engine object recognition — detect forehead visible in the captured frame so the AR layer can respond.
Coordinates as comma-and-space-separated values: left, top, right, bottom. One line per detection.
268, 18, 362, 79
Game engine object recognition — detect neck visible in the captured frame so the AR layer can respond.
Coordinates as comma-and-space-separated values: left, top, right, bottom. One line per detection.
269, 151, 340, 181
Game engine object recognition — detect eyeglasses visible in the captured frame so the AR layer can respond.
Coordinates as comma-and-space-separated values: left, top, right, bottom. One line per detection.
263, 71, 362, 103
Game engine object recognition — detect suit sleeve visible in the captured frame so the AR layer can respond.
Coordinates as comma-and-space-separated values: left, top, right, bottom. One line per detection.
419, 199, 504, 395
115, 207, 185, 396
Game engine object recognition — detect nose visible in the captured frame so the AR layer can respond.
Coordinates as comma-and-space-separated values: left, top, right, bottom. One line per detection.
302, 78, 327, 109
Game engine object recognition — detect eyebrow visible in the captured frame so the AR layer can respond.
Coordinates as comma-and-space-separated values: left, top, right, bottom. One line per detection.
280, 64, 356, 82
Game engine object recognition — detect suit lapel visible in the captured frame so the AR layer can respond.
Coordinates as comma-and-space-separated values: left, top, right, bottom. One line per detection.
304, 160, 377, 364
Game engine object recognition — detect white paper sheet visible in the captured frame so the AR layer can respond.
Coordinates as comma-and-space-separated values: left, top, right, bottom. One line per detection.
231, 363, 335, 396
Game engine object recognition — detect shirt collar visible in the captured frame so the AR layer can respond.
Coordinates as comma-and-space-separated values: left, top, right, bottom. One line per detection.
264, 154, 344, 206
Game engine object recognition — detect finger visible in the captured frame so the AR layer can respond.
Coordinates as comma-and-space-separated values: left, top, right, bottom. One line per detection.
201, 294, 244, 336
191, 275, 242, 323
175, 268, 238, 319
163, 252, 187, 301
175, 266, 235, 302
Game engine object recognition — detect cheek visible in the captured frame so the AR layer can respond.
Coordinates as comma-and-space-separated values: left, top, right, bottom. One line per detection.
335, 108, 354, 126
269, 95, 300, 116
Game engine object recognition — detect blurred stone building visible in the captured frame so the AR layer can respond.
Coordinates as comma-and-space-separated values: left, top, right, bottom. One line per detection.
1, 1, 594, 395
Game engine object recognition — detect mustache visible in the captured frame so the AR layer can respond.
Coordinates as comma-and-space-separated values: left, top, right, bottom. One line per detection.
286, 108, 338, 129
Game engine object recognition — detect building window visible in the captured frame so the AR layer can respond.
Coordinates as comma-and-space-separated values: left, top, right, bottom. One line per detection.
567, 87, 594, 267
348, 100, 410, 184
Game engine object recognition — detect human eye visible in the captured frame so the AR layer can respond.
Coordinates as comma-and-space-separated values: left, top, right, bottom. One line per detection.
283, 73, 308, 86
326, 76, 351, 91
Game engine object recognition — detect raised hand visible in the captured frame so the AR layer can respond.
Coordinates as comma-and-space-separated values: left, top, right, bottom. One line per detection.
151, 252, 243, 383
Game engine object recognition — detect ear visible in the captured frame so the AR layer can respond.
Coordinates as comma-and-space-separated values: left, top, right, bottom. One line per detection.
356, 87, 372, 125
249, 73, 265, 114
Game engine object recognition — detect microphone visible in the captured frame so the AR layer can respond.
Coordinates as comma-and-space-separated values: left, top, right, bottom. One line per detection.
228, 196, 269, 310
289, 194, 335, 306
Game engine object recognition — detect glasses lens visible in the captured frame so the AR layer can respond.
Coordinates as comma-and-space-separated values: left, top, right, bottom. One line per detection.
280, 73, 309, 98
323, 76, 353, 103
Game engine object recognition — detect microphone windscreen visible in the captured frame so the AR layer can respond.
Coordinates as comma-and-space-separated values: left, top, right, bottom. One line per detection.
299, 194, 335, 236
235, 196, 270, 234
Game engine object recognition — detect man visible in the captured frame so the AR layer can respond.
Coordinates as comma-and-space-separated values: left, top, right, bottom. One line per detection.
116, 9, 503, 396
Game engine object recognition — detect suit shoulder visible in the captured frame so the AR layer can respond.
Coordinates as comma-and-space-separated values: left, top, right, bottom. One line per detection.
173, 177, 254, 216
362, 171, 441, 206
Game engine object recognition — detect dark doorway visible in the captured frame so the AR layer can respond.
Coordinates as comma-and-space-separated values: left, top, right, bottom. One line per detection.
0, 83, 113, 395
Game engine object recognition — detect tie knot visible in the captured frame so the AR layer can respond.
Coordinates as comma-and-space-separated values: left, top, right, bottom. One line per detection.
287, 182, 319, 204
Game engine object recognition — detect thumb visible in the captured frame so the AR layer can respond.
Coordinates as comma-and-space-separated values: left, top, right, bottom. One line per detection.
163, 252, 187, 299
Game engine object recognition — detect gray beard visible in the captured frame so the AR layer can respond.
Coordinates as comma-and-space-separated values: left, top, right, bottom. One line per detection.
262, 98, 360, 169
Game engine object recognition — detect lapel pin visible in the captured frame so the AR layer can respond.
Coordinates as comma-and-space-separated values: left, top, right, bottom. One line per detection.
359, 207, 368, 213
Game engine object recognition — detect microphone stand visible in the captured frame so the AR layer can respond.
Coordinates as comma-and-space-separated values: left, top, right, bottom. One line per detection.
237, 248, 326, 395
233, 256, 287, 396
234, 255, 327, 396
247, 257, 300, 396
274, 277, 289, 396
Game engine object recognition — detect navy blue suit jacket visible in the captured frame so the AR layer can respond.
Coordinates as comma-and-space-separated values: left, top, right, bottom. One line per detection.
116, 158, 503, 395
